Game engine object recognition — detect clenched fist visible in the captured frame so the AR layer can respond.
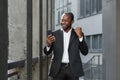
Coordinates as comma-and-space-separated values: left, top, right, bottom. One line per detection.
74, 27, 83, 38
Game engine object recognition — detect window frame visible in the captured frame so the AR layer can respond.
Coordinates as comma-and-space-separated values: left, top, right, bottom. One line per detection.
85, 34, 103, 53
78, 0, 102, 19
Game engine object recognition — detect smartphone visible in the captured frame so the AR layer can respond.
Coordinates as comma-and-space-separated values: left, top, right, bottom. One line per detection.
47, 30, 53, 36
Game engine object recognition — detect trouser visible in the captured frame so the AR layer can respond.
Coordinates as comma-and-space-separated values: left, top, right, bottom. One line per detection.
53, 63, 79, 80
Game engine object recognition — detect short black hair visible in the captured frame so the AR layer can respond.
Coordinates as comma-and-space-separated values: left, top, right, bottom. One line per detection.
65, 12, 74, 21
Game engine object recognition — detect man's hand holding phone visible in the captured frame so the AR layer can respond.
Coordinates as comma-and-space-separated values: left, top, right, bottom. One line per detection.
47, 34, 55, 47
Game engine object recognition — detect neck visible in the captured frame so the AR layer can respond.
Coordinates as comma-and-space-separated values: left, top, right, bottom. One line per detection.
63, 27, 72, 33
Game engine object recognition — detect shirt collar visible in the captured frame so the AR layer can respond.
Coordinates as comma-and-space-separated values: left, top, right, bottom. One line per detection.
61, 28, 72, 33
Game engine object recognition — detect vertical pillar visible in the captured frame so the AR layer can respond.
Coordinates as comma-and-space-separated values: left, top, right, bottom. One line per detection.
39, 0, 43, 80
51, 0, 55, 30
116, 0, 120, 80
103, 0, 120, 80
0, 0, 8, 80
27, 0, 33, 80
46, 0, 49, 80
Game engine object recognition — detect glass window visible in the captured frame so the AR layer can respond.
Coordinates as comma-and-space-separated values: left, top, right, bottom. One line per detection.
61, 9, 64, 15
57, 11, 60, 24
92, 35, 98, 49
97, 0, 102, 13
56, 0, 59, 9
99, 34, 102, 49
78, 0, 102, 19
91, 0, 97, 15
64, 0, 68, 6
86, 0, 91, 16
86, 36, 91, 49
86, 34, 102, 52
63, 7, 67, 13
80, 0, 84, 18
68, 0, 71, 3
67, 5, 71, 12
60, 0, 63, 7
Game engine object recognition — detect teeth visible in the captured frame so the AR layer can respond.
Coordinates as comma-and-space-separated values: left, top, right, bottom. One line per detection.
62, 25, 66, 27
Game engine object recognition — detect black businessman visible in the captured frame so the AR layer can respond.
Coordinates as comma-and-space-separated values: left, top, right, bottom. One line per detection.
44, 12, 88, 80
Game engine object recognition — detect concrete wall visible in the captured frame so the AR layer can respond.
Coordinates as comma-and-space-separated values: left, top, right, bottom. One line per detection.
103, 0, 120, 80
8, 0, 27, 61
7, 0, 54, 80
8, 0, 40, 80
75, 14, 102, 35
8, 0, 27, 80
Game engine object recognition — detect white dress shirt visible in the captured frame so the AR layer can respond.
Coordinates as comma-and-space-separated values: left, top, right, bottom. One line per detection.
61, 28, 72, 63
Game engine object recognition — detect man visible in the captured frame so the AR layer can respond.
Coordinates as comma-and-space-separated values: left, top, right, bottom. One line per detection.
44, 12, 88, 80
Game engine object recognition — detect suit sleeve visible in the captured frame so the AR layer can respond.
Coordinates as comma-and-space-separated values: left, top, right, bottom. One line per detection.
44, 45, 53, 55
79, 35, 88, 56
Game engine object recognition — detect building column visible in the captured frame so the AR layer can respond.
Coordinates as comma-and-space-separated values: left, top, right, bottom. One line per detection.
27, 0, 33, 80
103, 0, 120, 80
116, 0, 120, 79
0, 0, 8, 80
39, 0, 43, 79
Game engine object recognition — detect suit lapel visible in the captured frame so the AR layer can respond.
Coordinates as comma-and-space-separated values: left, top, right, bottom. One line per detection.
68, 29, 76, 49
58, 30, 64, 54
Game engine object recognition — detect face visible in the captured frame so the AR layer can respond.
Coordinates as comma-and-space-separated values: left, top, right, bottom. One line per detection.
60, 14, 74, 32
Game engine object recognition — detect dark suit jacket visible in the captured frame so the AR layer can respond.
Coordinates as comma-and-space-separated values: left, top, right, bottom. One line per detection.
44, 28, 88, 77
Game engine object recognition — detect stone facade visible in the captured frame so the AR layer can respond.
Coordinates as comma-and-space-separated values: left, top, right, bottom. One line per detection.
7, 0, 54, 80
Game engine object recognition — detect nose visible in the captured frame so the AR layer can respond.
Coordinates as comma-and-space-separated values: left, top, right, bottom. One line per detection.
61, 21, 65, 25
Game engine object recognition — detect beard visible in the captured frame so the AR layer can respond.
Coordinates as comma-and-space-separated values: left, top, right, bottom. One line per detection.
61, 24, 71, 31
